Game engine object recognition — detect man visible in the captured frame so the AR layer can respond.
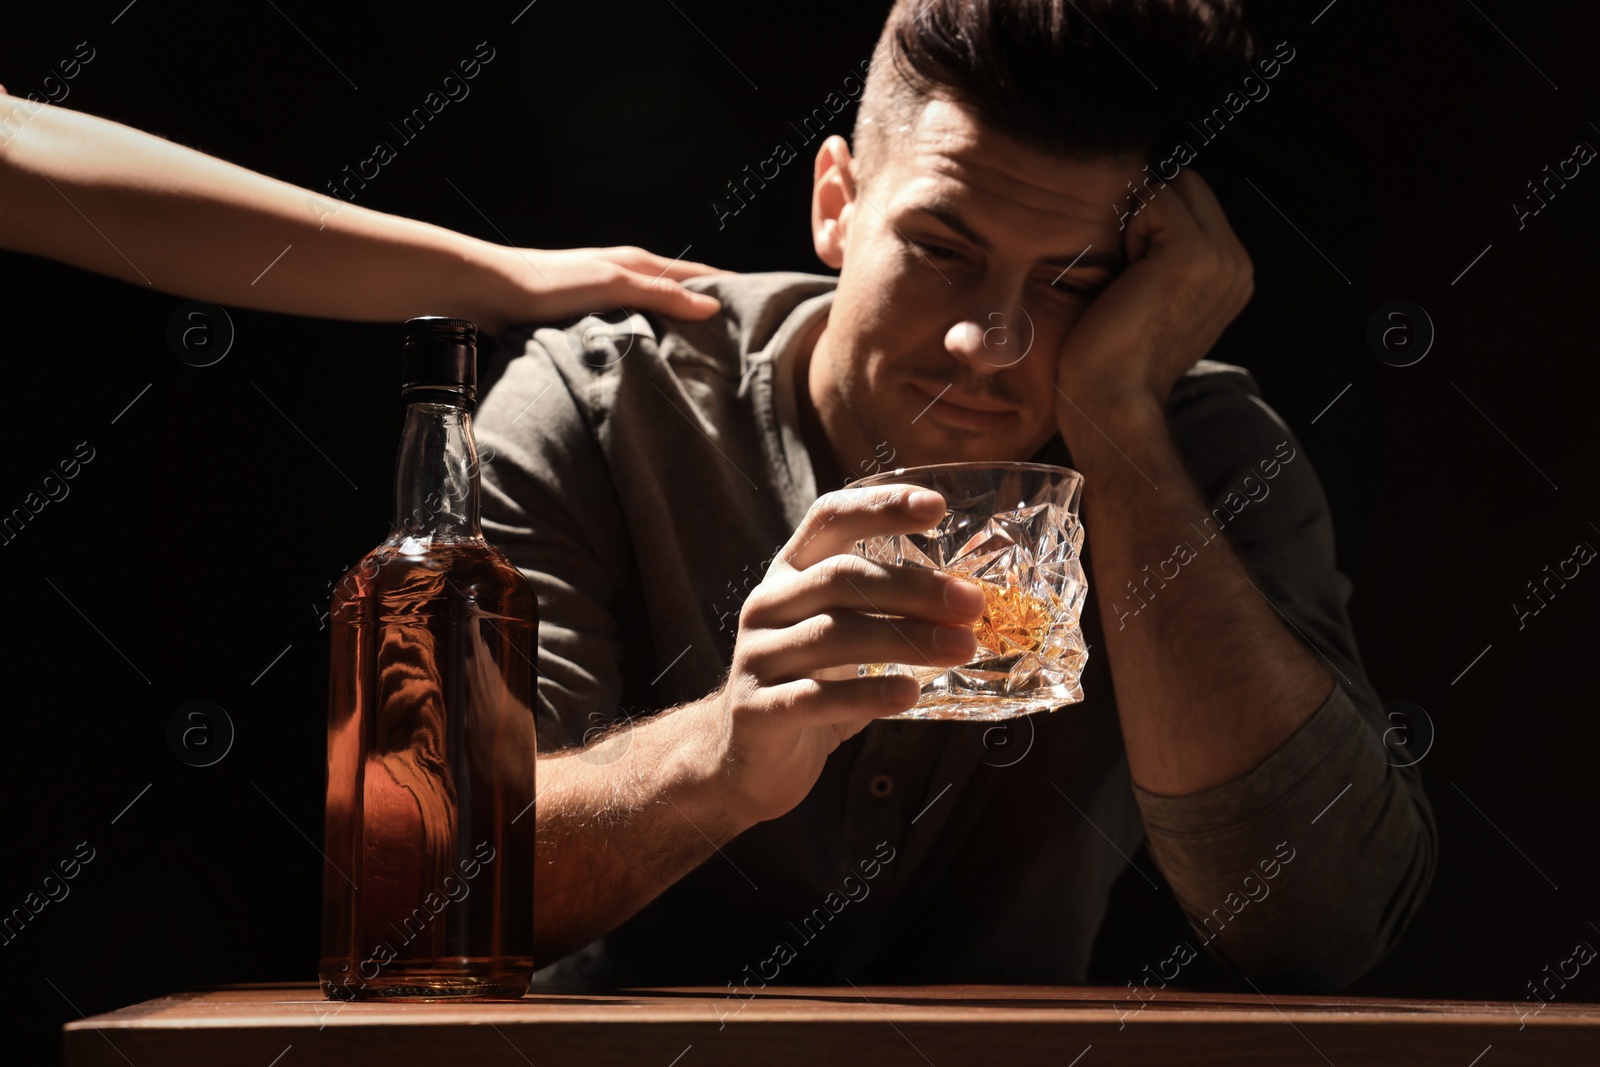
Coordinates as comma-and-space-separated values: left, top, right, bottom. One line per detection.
477, 0, 1435, 991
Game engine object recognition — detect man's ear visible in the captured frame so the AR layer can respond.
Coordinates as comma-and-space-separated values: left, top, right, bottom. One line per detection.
811, 135, 857, 270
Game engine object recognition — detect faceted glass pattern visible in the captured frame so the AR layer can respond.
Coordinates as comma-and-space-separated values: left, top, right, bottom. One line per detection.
851, 463, 1088, 721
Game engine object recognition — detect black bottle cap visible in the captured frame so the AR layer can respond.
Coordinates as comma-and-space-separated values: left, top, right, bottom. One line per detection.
401, 316, 477, 408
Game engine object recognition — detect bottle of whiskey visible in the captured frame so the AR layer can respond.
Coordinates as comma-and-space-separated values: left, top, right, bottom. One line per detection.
320, 317, 538, 1000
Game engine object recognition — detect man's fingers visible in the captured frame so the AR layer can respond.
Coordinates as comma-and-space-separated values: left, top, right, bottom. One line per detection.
1166, 171, 1249, 261
1127, 170, 1251, 319
1128, 169, 1207, 258
782, 485, 946, 571
1162, 170, 1253, 311
745, 553, 985, 629
743, 609, 978, 683
756, 674, 923, 729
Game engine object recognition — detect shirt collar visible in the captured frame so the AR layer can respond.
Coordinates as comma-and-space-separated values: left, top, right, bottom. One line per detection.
759, 287, 836, 523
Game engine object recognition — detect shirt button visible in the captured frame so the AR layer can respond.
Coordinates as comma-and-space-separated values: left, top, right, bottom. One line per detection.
869, 773, 894, 798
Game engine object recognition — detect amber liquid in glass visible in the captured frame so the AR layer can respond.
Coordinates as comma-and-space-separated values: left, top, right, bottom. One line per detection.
970, 580, 1062, 657
320, 541, 536, 999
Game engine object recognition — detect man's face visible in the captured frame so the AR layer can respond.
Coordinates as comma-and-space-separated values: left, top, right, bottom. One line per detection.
808, 97, 1139, 472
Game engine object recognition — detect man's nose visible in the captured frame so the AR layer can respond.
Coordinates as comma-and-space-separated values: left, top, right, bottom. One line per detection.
942, 275, 1033, 375
944, 305, 1035, 375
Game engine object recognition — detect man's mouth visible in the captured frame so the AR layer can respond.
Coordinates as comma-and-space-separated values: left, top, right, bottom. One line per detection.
907, 380, 1018, 429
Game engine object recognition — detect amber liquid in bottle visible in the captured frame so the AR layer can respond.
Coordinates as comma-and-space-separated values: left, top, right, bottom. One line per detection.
320, 320, 537, 1000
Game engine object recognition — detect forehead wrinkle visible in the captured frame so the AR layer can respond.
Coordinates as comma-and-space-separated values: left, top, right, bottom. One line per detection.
937, 149, 1118, 215
888, 161, 1114, 247
893, 98, 1134, 219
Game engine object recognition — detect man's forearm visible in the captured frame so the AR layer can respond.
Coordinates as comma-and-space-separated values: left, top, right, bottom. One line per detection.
0, 96, 514, 326
1060, 392, 1333, 796
533, 693, 747, 964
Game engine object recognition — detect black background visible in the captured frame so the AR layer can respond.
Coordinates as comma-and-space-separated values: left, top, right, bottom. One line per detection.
2, 1, 1598, 1062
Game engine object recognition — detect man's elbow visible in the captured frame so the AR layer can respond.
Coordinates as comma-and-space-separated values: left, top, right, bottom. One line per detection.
1199, 794, 1438, 993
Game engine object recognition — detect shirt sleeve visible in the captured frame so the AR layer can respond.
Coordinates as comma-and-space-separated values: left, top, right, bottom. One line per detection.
1130, 363, 1438, 992
476, 331, 633, 753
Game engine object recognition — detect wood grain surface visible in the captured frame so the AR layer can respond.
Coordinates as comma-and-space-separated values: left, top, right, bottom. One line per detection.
62, 982, 1600, 1066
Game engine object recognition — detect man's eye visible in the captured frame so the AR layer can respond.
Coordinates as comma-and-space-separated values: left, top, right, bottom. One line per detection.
912, 241, 965, 262
1044, 276, 1096, 298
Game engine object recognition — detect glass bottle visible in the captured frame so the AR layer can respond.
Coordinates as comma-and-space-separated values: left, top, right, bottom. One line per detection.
320, 317, 537, 1000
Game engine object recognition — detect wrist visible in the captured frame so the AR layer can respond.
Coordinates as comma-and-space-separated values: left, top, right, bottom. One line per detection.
454, 238, 520, 334
656, 692, 761, 838
1056, 383, 1168, 471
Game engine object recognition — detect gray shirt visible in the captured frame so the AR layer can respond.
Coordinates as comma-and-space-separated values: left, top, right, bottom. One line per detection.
477, 271, 1436, 991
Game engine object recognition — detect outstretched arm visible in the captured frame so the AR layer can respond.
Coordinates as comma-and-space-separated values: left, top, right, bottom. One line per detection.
0, 94, 725, 331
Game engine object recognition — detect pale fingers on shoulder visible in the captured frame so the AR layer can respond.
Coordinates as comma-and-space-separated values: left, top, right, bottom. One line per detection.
594, 245, 732, 280
782, 484, 946, 571
539, 253, 721, 320
611, 267, 724, 320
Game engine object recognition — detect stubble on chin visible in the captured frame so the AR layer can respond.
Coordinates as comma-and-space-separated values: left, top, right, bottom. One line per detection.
840, 367, 914, 458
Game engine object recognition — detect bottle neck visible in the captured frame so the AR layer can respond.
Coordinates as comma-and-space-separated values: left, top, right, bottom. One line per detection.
392, 400, 482, 542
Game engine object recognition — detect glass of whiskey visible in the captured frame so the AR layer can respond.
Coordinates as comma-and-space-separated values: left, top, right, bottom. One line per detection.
849, 462, 1088, 721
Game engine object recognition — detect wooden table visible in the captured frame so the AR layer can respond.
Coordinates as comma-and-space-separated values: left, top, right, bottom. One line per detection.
63, 982, 1599, 1065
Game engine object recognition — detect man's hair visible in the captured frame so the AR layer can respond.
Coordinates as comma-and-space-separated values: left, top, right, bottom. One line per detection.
853, 0, 1257, 172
